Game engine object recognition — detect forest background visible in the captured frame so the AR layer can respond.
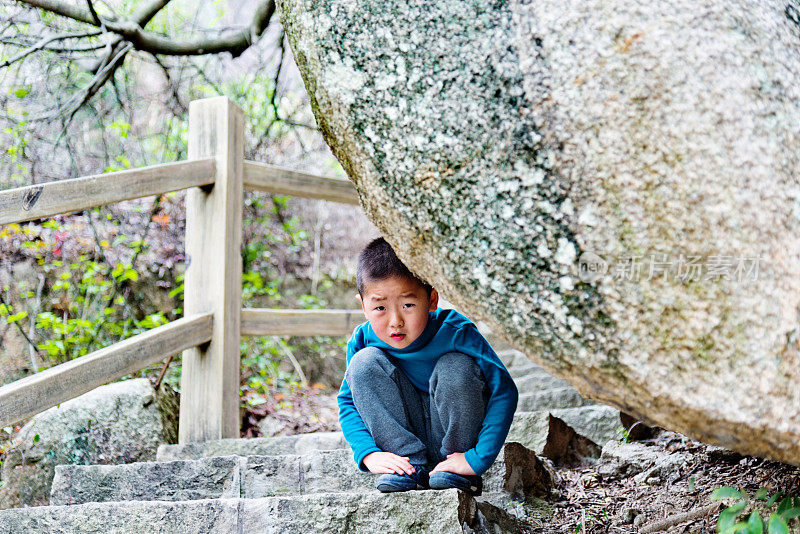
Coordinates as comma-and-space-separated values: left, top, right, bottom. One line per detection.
0, 0, 378, 441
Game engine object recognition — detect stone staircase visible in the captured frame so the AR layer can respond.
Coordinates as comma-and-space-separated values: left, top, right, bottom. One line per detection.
0, 348, 623, 533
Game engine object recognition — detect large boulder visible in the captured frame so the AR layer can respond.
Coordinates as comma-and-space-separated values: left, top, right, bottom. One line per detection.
0, 378, 178, 509
277, 0, 800, 464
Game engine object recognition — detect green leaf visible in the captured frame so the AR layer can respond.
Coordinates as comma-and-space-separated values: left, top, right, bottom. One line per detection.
747, 511, 764, 534
777, 498, 792, 515
12, 86, 30, 98
767, 514, 789, 534
779, 508, 800, 522
32, 434, 40, 443
168, 283, 184, 299
722, 521, 751, 534
111, 263, 125, 279
712, 488, 747, 501
719, 501, 749, 532
124, 268, 138, 282
719, 510, 738, 532
73, 319, 93, 329
755, 489, 770, 501
767, 493, 785, 508
37, 340, 60, 357
137, 314, 166, 330
7, 311, 28, 323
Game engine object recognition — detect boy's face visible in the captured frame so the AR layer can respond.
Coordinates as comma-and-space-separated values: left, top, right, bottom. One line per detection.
358, 275, 439, 349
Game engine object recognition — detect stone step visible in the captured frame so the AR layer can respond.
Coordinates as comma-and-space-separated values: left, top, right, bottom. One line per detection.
513, 372, 571, 392
51, 443, 538, 506
157, 392, 589, 462
157, 405, 619, 464
517, 387, 596, 411
507, 361, 545, 379
499, 351, 576, 389
157, 431, 347, 461
506, 362, 554, 379
496, 349, 531, 369
477, 327, 516, 353
0, 489, 522, 534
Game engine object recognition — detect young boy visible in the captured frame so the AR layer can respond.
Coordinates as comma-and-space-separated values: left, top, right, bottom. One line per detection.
337, 237, 518, 495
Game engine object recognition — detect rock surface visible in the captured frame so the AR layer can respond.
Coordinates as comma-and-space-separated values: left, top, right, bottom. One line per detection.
156, 431, 349, 462
0, 379, 177, 509
1, 491, 499, 533
276, 0, 800, 464
51, 443, 545, 505
598, 440, 689, 485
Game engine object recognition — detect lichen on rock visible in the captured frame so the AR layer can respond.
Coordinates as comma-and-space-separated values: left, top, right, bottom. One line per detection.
278, 0, 800, 465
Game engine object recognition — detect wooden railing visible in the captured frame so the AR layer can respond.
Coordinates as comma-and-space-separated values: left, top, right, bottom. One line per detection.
0, 97, 363, 444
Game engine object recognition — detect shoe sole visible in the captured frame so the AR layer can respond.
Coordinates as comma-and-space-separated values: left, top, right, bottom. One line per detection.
428, 476, 482, 496
376, 483, 426, 492
428, 483, 481, 495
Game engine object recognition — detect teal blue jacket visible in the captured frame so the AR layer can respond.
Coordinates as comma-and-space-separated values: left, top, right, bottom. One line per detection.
336, 307, 518, 476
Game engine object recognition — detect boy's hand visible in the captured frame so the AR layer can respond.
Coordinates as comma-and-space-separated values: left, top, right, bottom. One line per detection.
363, 451, 415, 475
430, 452, 476, 476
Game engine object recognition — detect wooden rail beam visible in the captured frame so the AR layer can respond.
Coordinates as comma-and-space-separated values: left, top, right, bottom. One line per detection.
243, 161, 359, 205
0, 313, 213, 429
241, 308, 364, 337
0, 159, 216, 226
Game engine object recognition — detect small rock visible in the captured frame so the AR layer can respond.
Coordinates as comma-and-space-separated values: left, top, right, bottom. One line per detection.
615, 506, 641, 525
597, 441, 688, 484
541, 415, 601, 467
0, 379, 177, 510
501, 442, 553, 499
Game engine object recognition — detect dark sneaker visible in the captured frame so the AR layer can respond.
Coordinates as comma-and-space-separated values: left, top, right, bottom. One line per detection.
428, 471, 483, 496
375, 465, 430, 492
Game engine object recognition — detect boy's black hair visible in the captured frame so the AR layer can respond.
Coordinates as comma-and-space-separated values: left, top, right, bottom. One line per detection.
356, 237, 433, 297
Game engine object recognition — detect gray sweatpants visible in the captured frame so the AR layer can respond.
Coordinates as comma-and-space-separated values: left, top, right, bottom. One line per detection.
345, 346, 489, 468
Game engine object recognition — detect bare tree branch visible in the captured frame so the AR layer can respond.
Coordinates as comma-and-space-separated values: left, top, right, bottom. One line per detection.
15, 0, 102, 26
0, 291, 43, 363
152, 55, 187, 115
4, 0, 275, 123
130, 0, 171, 26
0, 30, 101, 68
85, 0, 103, 26
15, 0, 275, 57
35, 40, 131, 122
0, 36, 109, 54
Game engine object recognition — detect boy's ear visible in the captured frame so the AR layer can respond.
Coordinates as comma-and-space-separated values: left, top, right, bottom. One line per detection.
356, 293, 368, 318
428, 289, 439, 311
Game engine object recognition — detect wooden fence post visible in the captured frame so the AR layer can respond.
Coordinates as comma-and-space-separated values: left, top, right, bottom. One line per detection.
179, 97, 244, 443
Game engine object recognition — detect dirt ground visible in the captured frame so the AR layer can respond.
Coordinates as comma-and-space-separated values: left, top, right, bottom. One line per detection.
529, 430, 800, 533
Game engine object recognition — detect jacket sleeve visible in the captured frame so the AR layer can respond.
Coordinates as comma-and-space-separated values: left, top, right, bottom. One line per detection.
454, 325, 518, 476
337, 329, 381, 471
